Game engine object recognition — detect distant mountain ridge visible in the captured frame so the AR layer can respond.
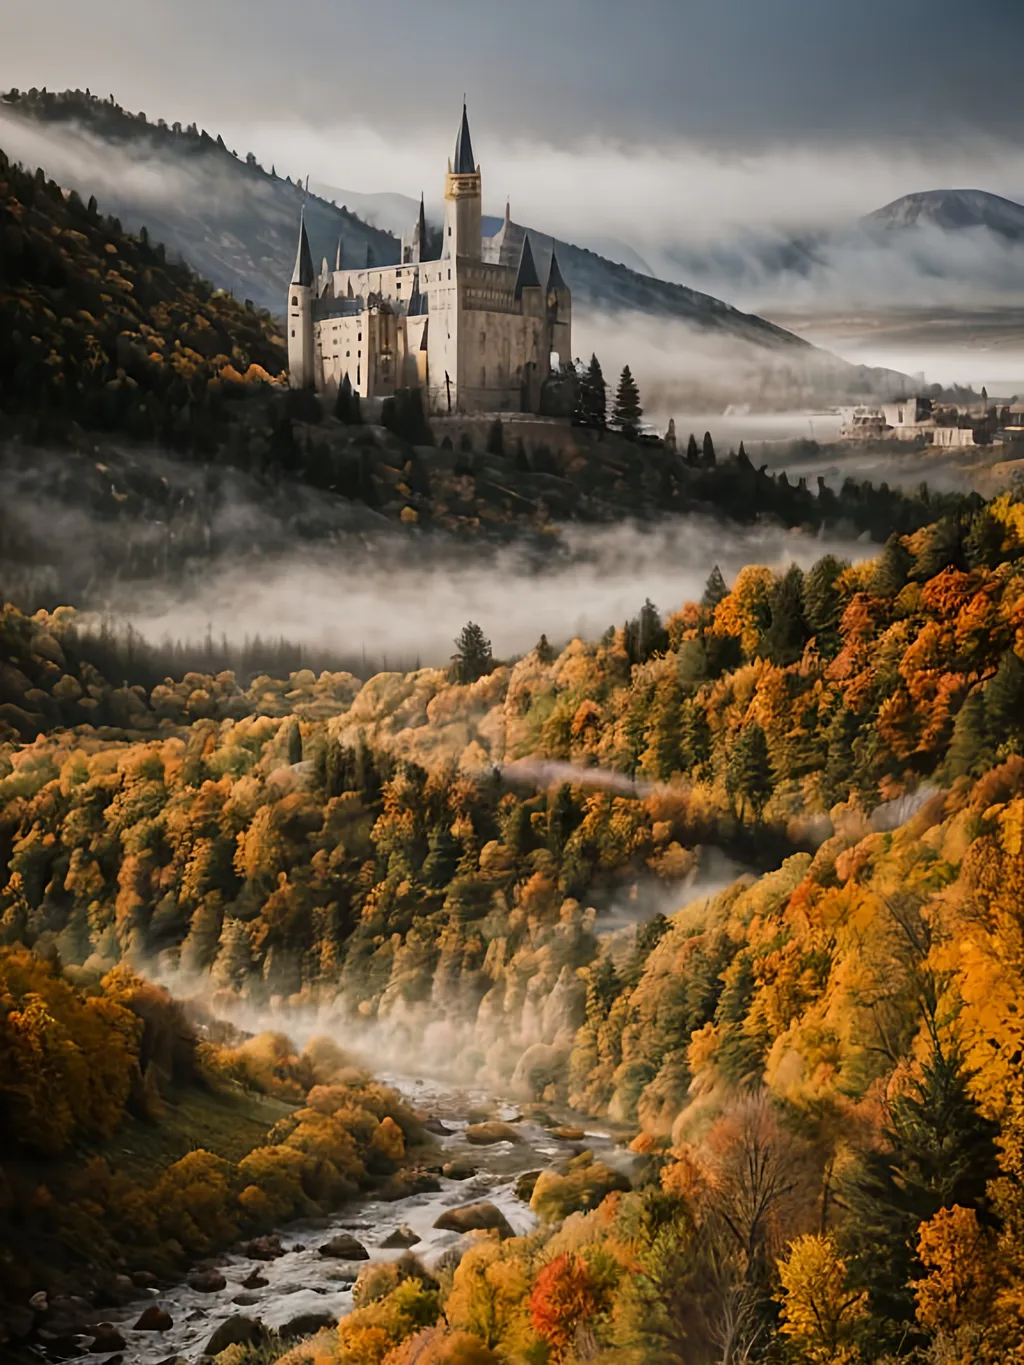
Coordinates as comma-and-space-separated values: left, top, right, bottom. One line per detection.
864, 188, 1024, 240
0, 88, 812, 354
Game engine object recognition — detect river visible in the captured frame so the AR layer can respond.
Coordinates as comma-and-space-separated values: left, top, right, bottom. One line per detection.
73, 1074, 627, 1365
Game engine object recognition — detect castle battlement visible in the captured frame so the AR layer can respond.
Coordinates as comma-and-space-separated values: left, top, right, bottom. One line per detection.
286, 103, 570, 416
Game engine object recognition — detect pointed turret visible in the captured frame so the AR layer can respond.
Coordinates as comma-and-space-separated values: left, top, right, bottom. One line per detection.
417, 192, 428, 260
453, 102, 476, 174
291, 211, 314, 287
287, 209, 316, 388
444, 101, 482, 260
514, 235, 541, 299
546, 247, 567, 294
335, 235, 343, 271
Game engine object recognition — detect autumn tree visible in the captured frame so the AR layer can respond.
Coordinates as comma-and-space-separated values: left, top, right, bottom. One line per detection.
776, 1233, 868, 1363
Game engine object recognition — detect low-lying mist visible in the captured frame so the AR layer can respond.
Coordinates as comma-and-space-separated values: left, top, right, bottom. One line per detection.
115, 517, 864, 671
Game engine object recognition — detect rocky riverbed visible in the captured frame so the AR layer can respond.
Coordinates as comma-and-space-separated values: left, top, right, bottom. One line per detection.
65, 1074, 629, 1365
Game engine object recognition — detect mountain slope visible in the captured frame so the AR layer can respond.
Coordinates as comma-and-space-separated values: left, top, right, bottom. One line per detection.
0, 88, 819, 352
865, 187, 1024, 239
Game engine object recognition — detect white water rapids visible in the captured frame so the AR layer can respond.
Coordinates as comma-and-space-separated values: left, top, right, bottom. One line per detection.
72, 1074, 627, 1364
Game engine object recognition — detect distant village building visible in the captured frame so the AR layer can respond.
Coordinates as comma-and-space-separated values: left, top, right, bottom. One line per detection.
840, 393, 995, 447
286, 104, 571, 416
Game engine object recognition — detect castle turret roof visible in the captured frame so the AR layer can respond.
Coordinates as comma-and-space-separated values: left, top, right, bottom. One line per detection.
291, 212, 314, 287
546, 247, 568, 293
417, 192, 429, 259
453, 102, 476, 175
514, 235, 541, 299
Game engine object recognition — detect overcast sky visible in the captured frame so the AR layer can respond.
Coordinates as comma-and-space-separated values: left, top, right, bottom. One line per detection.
3, 0, 1023, 148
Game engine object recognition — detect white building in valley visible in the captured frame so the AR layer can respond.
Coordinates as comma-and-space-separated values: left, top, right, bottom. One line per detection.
286, 104, 571, 416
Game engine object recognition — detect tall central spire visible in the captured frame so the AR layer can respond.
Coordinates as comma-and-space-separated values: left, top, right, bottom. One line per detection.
291, 209, 314, 287
453, 101, 476, 175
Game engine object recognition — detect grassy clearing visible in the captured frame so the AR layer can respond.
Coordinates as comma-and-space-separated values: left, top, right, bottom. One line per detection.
80, 1083, 296, 1184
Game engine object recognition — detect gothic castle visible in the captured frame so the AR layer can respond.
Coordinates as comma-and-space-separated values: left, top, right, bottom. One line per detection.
286, 105, 571, 415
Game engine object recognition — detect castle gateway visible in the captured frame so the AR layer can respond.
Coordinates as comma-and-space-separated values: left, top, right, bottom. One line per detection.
286, 105, 571, 416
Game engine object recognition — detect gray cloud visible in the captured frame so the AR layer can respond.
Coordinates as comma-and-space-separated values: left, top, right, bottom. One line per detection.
2, 0, 1022, 148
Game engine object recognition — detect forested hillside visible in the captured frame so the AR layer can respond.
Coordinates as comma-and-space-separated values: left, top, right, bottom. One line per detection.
4, 492, 1024, 1359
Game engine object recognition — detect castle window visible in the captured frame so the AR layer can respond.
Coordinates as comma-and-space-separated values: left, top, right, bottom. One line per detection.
291, 295, 298, 306
290, 329, 295, 337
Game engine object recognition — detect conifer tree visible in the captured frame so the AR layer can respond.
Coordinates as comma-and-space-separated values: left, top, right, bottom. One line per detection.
844, 1043, 1000, 1341
701, 564, 729, 611
764, 565, 809, 667
871, 534, 912, 597
701, 430, 716, 467
450, 622, 493, 685
585, 354, 607, 428
535, 633, 555, 664
685, 432, 699, 464
802, 554, 847, 653
611, 365, 642, 437
726, 723, 773, 821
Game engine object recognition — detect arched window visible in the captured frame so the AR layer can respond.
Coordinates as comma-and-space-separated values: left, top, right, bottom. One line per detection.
291, 295, 298, 306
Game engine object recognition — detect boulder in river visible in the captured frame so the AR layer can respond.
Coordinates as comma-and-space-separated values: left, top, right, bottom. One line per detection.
280, 1311, 337, 1340
553, 1125, 586, 1141
514, 1170, 542, 1203
89, 1323, 127, 1353
464, 1121, 522, 1146
130, 1271, 158, 1290
186, 1268, 227, 1293
433, 1201, 515, 1238
134, 1305, 173, 1331
242, 1269, 269, 1289
204, 1313, 267, 1356
242, 1234, 285, 1260
421, 1116, 451, 1135
442, 1159, 477, 1180
380, 1225, 421, 1249
319, 1233, 370, 1260
232, 1293, 261, 1306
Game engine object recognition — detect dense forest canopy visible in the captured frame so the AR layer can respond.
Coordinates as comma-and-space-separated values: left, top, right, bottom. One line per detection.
4, 495, 1024, 1359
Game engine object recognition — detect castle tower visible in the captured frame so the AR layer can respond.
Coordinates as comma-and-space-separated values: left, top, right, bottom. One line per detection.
287, 211, 315, 389
443, 103, 482, 260
402, 193, 429, 264
546, 247, 571, 368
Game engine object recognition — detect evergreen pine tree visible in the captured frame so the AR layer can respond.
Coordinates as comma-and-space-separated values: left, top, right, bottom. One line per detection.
871, 534, 912, 597
985, 648, 1024, 751
843, 1042, 1000, 1340
535, 633, 556, 664
701, 430, 716, 467
701, 564, 729, 611
685, 432, 699, 464
802, 553, 848, 653
637, 598, 668, 660
585, 354, 607, 428
611, 365, 642, 437
964, 507, 1005, 570
450, 622, 493, 684
763, 565, 809, 666
725, 723, 773, 821
944, 690, 990, 780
